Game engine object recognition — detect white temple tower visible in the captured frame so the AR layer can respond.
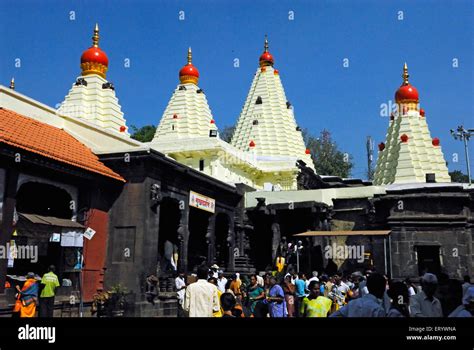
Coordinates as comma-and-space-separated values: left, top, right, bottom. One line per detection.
231, 36, 314, 171
374, 63, 450, 185
150, 47, 299, 190
58, 24, 129, 135
152, 48, 218, 141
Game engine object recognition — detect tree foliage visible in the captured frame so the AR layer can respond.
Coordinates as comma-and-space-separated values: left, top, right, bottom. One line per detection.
449, 170, 472, 183
220, 125, 235, 143
302, 129, 353, 178
130, 125, 156, 143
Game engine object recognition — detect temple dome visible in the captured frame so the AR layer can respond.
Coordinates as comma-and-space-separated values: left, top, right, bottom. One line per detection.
395, 63, 419, 103
80, 24, 109, 78
179, 47, 200, 85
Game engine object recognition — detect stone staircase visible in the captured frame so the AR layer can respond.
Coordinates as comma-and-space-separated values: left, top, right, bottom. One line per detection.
233, 256, 256, 274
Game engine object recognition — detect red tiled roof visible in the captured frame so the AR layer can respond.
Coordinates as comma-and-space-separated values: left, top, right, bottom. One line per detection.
0, 108, 125, 182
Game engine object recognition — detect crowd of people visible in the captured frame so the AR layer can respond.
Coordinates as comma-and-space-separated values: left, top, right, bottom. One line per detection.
176, 265, 474, 318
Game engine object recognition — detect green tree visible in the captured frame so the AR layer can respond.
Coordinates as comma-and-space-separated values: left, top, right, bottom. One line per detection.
130, 125, 156, 142
220, 125, 235, 143
303, 129, 354, 178
449, 170, 472, 183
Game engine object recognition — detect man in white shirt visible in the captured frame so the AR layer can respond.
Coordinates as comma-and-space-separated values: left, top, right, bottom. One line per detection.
256, 273, 264, 287
410, 273, 443, 317
175, 271, 186, 317
217, 271, 227, 293
306, 271, 319, 288
210, 264, 219, 278
335, 274, 351, 295
184, 265, 220, 317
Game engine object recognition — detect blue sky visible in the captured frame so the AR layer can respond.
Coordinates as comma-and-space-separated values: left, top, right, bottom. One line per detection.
1, 0, 473, 179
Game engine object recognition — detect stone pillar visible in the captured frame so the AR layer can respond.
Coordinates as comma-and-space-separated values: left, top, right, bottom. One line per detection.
0, 168, 19, 293
206, 214, 216, 265
234, 224, 243, 258
311, 205, 321, 247
320, 206, 332, 269
144, 181, 161, 277
177, 202, 190, 272
227, 215, 235, 271
271, 218, 281, 263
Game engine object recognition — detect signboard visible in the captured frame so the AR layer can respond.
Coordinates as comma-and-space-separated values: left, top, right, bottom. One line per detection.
83, 227, 96, 240
50, 233, 61, 243
61, 230, 83, 247
189, 191, 215, 213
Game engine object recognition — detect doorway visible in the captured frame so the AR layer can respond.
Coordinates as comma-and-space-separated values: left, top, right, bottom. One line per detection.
187, 207, 211, 272
416, 246, 441, 276
158, 198, 181, 272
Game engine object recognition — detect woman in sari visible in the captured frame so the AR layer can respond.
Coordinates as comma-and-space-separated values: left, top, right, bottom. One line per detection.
267, 276, 287, 317
15, 272, 38, 318
246, 274, 265, 317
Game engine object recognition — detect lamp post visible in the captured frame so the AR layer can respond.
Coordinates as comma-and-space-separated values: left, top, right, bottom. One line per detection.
74, 248, 84, 317
295, 240, 303, 273
450, 125, 474, 185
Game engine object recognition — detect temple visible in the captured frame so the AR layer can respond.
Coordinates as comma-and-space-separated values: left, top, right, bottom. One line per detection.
150, 48, 258, 188
151, 38, 316, 191
0, 25, 472, 317
59, 24, 129, 135
231, 36, 314, 175
374, 63, 451, 184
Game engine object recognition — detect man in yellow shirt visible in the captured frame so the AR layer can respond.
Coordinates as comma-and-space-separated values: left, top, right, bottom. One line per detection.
39, 265, 60, 318
208, 277, 223, 317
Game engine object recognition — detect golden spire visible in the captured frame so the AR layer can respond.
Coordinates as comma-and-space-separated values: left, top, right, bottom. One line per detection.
264, 35, 269, 53
9, 77, 14, 90
179, 47, 199, 85
81, 23, 108, 78
402, 62, 409, 85
187, 47, 192, 64
92, 23, 100, 47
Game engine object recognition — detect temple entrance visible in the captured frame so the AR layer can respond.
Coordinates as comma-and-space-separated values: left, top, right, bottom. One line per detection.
157, 197, 181, 273
16, 182, 73, 219
247, 206, 324, 273
278, 208, 314, 272
214, 213, 230, 269
248, 215, 273, 272
12, 181, 75, 277
187, 207, 211, 272
417, 245, 441, 276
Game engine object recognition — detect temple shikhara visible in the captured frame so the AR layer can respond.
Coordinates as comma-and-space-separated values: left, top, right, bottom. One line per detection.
59, 24, 128, 136
152, 38, 313, 190
0, 25, 472, 316
374, 63, 450, 185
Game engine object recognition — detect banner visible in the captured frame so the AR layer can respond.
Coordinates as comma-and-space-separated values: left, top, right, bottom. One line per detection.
189, 191, 215, 213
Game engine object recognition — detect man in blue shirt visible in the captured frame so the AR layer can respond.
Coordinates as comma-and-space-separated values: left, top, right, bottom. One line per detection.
330, 273, 386, 317
295, 272, 307, 317
449, 286, 474, 317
